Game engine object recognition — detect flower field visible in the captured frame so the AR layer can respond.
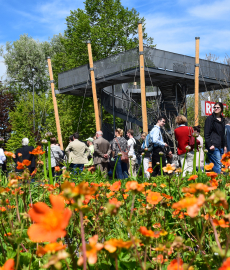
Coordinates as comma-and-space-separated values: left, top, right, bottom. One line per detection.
1, 147, 230, 269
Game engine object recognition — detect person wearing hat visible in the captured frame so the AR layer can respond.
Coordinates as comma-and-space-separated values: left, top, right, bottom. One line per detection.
93, 131, 111, 177
84, 137, 95, 171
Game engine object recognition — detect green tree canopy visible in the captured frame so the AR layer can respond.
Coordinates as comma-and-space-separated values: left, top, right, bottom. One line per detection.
52, 0, 154, 79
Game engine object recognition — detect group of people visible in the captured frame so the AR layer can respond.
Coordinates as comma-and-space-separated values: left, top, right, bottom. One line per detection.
0, 101, 229, 178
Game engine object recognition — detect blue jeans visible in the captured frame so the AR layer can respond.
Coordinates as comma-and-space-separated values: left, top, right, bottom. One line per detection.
115, 156, 129, 179
70, 164, 84, 175
207, 148, 224, 174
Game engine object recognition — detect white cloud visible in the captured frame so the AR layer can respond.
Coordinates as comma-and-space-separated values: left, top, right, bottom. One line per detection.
189, 0, 230, 20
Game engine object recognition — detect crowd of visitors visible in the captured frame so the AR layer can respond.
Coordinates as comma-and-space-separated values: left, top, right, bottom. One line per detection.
0, 102, 229, 178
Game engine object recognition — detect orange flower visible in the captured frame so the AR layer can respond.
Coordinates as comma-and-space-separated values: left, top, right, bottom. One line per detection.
212, 218, 229, 228
18, 153, 22, 157
182, 183, 214, 194
139, 226, 160, 238
173, 194, 205, 218
104, 238, 134, 253
36, 242, 66, 257
216, 210, 225, 216
218, 257, 230, 270
204, 163, 214, 171
77, 235, 103, 266
61, 181, 97, 197
147, 167, 153, 173
27, 195, 72, 242
16, 159, 31, 170
163, 164, 176, 174
122, 194, 129, 200
55, 166, 60, 172
188, 175, 198, 181
29, 146, 45, 155
167, 258, 183, 270
160, 184, 167, 188
106, 192, 115, 198
153, 223, 161, 228
4, 151, 15, 158
110, 180, 121, 191
4, 232, 12, 237
221, 152, 230, 167
206, 172, 218, 179
162, 193, 173, 200
109, 198, 122, 208
125, 181, 144, 192
156, 254, 164, 264
0, 259, 14, 270
31, 169, 37, 176
147, 191, 163, 205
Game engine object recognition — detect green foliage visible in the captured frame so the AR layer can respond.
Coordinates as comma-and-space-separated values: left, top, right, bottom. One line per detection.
52, 0, 154, 82
2, 34, 64, 93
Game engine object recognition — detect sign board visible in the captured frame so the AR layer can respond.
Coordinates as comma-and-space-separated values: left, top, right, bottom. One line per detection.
201, 101, 227, 116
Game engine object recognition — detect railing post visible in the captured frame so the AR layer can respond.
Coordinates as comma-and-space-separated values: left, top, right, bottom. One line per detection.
194, 37, 200, 126
87, 41, 101, 132
138, 21, 148, 133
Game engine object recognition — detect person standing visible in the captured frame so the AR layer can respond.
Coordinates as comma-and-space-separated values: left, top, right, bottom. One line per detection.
126, 129, 136, 177
84, 137, 95, 171
65, 132, 90, 174
150, 117, 168, 176
93, 131, 111, 177
112, 128, 129, 179
204, 102, 227, 174
50, 137, 63, 176
13, 138, 36, 173
225, 118, 230, 152
141, 132, 152, 179
174, 115, 195, 176
0, 144, 6, 173
193, 125, 204, 170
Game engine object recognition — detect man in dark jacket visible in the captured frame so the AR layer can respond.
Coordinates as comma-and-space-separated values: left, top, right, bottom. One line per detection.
93, 131, 111, 177
204, 103, 227, 173
13, 138, 36, 173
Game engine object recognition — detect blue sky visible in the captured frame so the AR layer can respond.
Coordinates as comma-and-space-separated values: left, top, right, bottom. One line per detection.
1, 0, 230, 79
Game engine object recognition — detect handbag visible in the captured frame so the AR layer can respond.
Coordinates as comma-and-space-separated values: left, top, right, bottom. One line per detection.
188, 127, 200, 151
115, 138, 129, 163
51, 148, 63, 167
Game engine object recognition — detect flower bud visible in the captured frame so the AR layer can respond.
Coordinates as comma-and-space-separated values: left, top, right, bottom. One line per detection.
44, 132, 53, 139
159, 152, 164, 156
204, 149, 208, 153
185, 145, 191, 151
117, 152, 122, 157
41, 139, 48, 145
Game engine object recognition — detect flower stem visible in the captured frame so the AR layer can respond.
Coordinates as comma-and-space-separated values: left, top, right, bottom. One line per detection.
193, 140, 197, 174
113, 157, 119, 180
43, 145, 48, 179
160, 156, 163, 176
80, 211, 87, 270
181, 151, 187, 179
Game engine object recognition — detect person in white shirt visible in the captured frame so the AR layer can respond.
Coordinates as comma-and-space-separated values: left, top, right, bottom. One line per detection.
193, 125, 204, 170
126, 129, 136, 177
0, 146, 6, 172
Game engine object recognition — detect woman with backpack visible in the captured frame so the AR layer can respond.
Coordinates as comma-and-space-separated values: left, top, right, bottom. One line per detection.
204, 102, 227, 173
174, 115, 198, 176
112, 128, 129, 179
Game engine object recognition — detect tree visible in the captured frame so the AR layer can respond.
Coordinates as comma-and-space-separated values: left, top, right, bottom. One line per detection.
52, 0, 154, 80
0, 86, 15, 141
1, 34, 64, 94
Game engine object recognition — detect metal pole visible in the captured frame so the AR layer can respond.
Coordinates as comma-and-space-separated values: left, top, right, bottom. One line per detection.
194, 37, 200, 126
138, 21, 148, 133
47, 57, 64, 150
87, 41, 101, 132
112, 85, 116, 136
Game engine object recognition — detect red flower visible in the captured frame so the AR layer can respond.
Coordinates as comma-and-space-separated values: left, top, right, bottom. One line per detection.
0, 259, 14, 270
167, 258, 183, 270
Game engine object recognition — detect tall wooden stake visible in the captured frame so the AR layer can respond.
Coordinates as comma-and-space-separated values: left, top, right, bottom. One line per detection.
194, 37, 200, 126
87, 41, 101, 132
138, 21, 148, 133
47, 57, 63, 150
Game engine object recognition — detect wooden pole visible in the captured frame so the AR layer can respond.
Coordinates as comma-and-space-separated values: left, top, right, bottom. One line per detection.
194, 37, 200, 126
87, 41, 101, 132
138, 22, 148, 133
47, 57, 63, 150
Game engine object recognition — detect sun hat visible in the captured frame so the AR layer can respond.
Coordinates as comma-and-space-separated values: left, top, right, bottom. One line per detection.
85, 137, 94, 142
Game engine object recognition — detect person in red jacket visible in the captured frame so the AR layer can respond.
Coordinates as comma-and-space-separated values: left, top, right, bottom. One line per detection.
174, 115, 194, 176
